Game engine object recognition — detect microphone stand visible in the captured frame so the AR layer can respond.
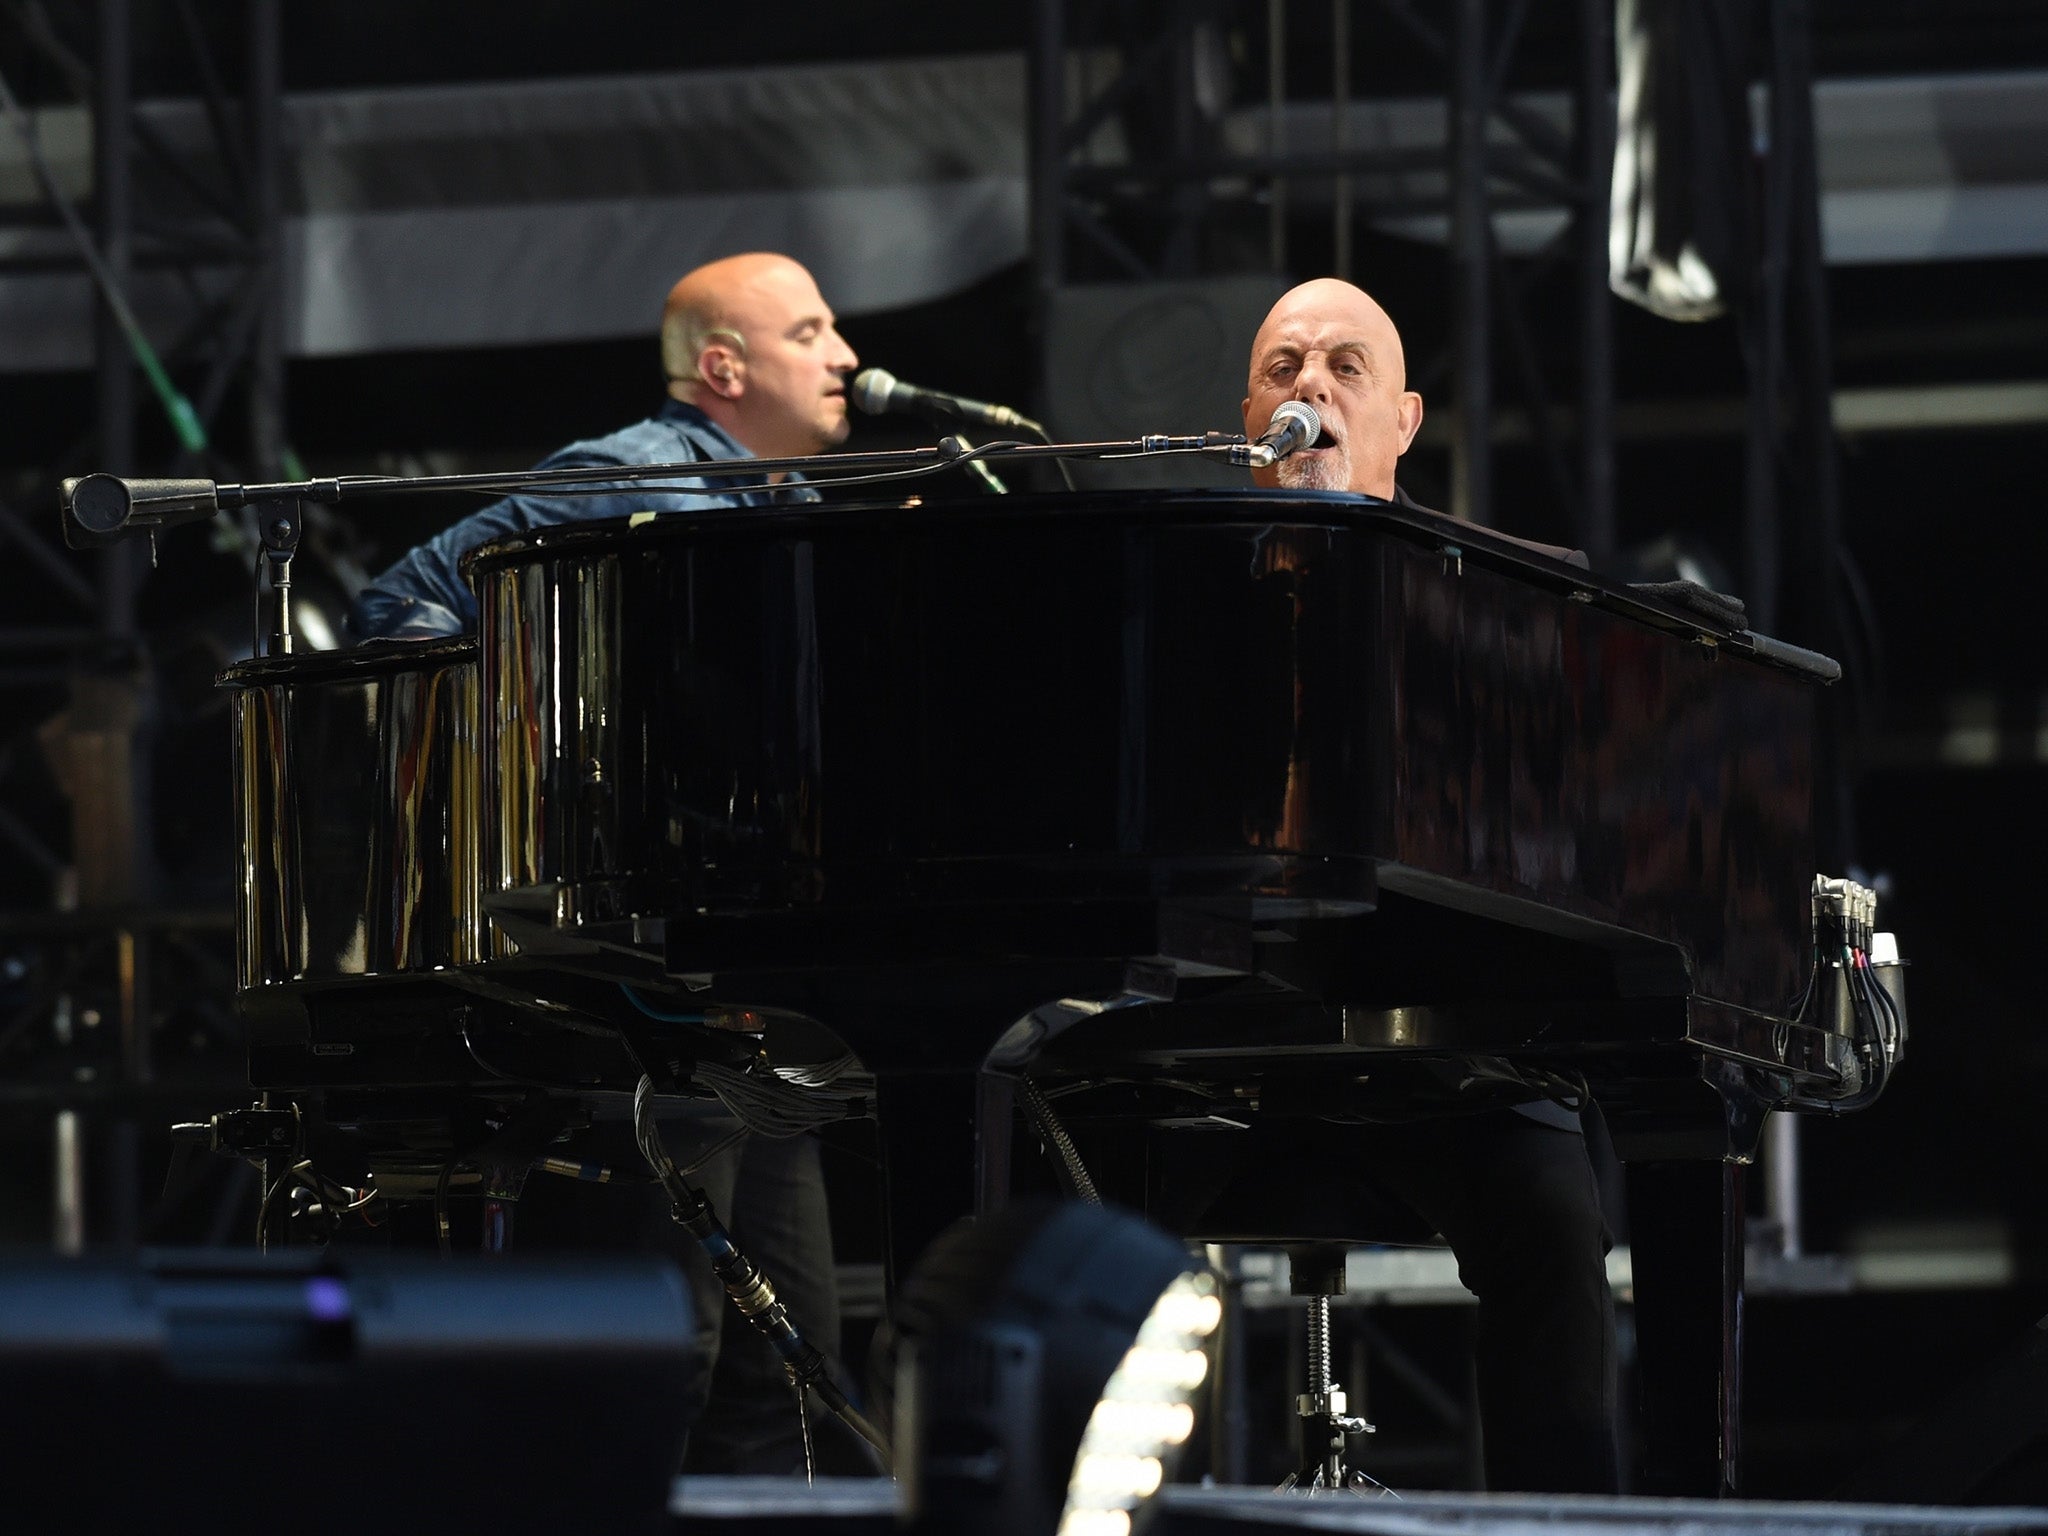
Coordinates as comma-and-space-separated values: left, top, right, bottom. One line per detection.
60, 431, 1251, 658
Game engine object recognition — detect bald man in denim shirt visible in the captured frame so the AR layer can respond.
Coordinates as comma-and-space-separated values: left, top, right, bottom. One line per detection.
350, 252, 858, 639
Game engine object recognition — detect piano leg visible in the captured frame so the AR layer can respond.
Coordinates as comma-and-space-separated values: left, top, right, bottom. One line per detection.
1625, 1158, 1745, 1496
872, 1069, 1017, 1295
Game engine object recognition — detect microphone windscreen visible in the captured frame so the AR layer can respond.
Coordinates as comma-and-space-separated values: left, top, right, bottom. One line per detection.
850, 368, 897, 416
66, 474, 133, 534
1269, 400, 1320, 441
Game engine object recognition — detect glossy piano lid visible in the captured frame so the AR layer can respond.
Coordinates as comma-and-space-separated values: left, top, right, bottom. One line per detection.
460, 486, 1452, 567
458, 487, 1843, 683
216, 633, 477, 689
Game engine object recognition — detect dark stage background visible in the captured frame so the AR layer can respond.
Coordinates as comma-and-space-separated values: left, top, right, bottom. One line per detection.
1, 0, 2046, 1504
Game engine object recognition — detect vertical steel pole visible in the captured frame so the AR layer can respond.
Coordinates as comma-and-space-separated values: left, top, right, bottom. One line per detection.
109, 922, 147, 1250
1332, 0, 1350, 280
1792, 1, 1841, 651
1166, 11, 1197, 277
247, 0, 286, 480
1029, 0, 1066, 422
54, 1110, 85, 1255
81, 0, 144, 1254
1208, 1244, 1250, 1485
1719, 1159, 1746, 1497
1780, 0, 1852, 872
1268, 0, 1287, 272
94, 0, 136, 569
89, 0, 146, 881
1762, 0, 1829, 1231
1029, 0, 1066, 293
1450, 0, 1492, 527
1576, 0, 1616, 566
1745, 5, 1790, 638
1763, 1114, 1803, 1258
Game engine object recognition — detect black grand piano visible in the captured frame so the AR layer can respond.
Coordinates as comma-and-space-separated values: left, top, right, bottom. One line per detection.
221, 487, 1895, 1496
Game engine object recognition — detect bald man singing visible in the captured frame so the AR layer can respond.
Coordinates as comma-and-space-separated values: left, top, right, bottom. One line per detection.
350, 251, 860, 638
1227, 278, 1620, 1493
1243, 277, 1422, 498
346, 254, 864, 1477
1243, 276, 1588, 566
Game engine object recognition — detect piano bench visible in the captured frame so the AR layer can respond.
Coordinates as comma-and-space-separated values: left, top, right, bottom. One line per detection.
1179, 1176, 1443, 1254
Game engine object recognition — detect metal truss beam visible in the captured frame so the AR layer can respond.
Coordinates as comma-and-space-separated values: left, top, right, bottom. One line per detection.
0, 0, 281, 1252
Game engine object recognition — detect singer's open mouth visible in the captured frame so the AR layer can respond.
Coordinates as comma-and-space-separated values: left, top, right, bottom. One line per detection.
1308, 428, 1337, 450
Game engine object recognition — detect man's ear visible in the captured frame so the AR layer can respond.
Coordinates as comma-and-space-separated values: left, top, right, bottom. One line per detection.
1395, 391, 1424, 454
699, 342, 745, 399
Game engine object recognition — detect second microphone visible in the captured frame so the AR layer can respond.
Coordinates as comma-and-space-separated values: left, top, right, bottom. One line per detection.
850, 369, 1045, 437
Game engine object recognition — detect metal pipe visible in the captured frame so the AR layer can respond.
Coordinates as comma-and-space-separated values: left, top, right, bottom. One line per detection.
176, 0, 251, 194
1576, 0, 1615, 564
1028, 0, 1067, 294
246, 0, 286, 480
118, 927, 150, 1085
90, 0, 155, 1257
1776, 0, 1853, 871
1450, 0, 1492, 526
1268, 0, 1287, 271
1746, 6, 1793, 636
1207, 1244, 1250, 1485
1333, 0, 1350, 279
1720, 1160, 1746, 1497
1167, 9, 1197, 277
1763, 1113, 1803, 1258
55, 1110, 85, 1254
1028, 0, 1067, 427
94, 0, 140, 634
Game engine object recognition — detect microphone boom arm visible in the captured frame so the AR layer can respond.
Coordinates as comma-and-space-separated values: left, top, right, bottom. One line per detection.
58, 430, 1255, 660
61, 431, 1256, 546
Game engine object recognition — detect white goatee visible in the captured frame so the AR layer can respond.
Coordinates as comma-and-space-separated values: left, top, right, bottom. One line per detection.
1275, 442, 1350, 492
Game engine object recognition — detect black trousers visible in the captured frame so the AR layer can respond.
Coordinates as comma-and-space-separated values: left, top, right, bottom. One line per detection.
1345, 1110, 1620, 1494
1162, 1107, 1621, 1494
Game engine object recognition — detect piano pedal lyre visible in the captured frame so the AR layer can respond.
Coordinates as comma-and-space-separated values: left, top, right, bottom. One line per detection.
1276, 1243, 1383, 1495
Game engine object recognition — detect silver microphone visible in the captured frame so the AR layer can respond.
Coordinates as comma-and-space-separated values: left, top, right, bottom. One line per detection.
850, 368, 1041, 433
1230, 400, 1322, 468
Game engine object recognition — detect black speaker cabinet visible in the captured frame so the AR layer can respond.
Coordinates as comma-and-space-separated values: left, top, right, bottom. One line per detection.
1042, 277, 1289, 490
0, 1248, 697, 1534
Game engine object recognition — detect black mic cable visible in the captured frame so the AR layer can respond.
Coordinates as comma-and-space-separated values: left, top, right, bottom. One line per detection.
632, 1076, 892, 1468
947, 433, 1009, 495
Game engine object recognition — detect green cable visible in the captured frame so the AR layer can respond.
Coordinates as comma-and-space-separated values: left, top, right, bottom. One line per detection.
129, 327, 208, 453
0, 66, 208, 454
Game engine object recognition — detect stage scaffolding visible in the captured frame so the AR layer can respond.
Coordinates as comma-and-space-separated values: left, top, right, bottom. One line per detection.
0, 0, 283, 1249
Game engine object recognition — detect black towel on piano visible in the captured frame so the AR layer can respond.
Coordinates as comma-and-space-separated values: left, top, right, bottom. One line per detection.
1629, 578, 1747, 630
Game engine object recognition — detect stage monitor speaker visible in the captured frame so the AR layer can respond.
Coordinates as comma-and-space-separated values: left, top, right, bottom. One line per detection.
1837, 1310, 2048, 1505
0, 1247, 697, 1535
1042, 277, 1289, 491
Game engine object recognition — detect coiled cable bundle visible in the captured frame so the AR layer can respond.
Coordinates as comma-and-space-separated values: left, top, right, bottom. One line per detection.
692, 1052, 875, 1139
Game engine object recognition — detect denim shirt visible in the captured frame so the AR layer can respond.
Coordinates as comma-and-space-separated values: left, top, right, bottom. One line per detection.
348, 400, 808, 639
